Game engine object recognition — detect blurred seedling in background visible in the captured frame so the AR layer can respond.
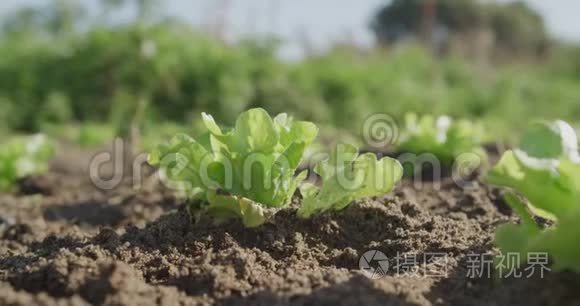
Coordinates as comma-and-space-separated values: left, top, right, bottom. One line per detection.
397, 113, 486, 177
0, 134, 54, 192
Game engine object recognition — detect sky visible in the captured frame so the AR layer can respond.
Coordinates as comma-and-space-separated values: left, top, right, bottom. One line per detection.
1, 0, 579, 59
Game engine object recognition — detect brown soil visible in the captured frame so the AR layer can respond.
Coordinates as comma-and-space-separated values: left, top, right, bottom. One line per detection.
1, 158, 579, 305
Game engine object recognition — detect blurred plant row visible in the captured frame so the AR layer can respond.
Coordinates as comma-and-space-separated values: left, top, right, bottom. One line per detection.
1, 1, 580, 144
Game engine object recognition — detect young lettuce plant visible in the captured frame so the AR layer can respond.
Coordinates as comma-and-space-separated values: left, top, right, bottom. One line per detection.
297, 143, 403, 218
486, 120, 580, 271
397, 113, 486, 174
0, 134, 54, 192
148, 108, 317, 227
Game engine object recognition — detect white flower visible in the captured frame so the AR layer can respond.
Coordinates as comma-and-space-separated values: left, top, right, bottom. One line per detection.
436, 115, 452, 143
25, 134, 46, 154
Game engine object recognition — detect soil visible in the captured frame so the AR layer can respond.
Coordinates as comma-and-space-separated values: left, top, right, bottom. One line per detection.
1, 151, 579, 306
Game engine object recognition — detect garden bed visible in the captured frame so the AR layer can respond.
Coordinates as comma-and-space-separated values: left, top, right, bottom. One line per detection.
0, 157, 579, 306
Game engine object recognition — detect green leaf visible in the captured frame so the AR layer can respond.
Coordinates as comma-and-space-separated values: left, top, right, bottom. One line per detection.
486, 149, 576, 219
274, 114, 318, 149
149, 108, 318, 227
519, 121, 565, 159
540, 207, 580, 271
205, 191, 271, 228
299, 182, 318, 199
232, 108, 278, 153
201, 112, 224, 135
486, 120, 580, 272
298, 145, 403, 218
149, 133, 213, 196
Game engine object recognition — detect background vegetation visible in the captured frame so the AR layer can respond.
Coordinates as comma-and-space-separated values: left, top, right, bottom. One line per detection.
1, 0, 579, 145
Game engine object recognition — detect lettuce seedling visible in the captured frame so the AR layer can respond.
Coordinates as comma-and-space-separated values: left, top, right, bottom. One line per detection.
148, 108, 317, 227
0, 134, 54, 192
297, 143, 403, 218
398, 113, 486, 173
486, 120, 580, 271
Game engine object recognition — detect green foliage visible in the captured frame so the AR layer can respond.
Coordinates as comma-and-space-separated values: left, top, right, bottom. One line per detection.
1, 0, 85, 38
297, 144, 403, 218
0, 24, 287, 132
0, 21, 579, 141
489, 1, 548, 54
76, 123, 116, 148
372, 0, 487, 43
43, 123, 115, 148
0, 134, 54, 192
0, 0, 579, 143
148, 108, 318, 227
397, 113, 486, 167
486, 120, 580, 271
371, 0, 549, 55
